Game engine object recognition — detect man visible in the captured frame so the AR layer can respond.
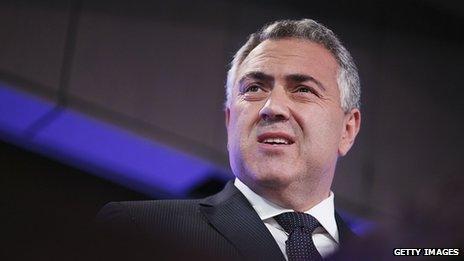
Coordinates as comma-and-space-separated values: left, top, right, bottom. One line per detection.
97, 18, 361, 261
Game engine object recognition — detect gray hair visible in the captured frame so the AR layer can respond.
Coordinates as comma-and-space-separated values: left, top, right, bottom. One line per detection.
225, 19, 360, 112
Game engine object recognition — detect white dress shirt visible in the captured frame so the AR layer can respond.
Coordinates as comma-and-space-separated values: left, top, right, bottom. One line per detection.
234, 178, 339, 259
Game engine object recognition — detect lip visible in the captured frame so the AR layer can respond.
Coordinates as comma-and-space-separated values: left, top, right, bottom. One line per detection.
257, 132, 296, 145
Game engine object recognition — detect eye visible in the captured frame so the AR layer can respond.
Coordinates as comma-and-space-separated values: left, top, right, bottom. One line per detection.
294, 86, 319, 96
296, 86, 311, 93
244, 85, 261, 93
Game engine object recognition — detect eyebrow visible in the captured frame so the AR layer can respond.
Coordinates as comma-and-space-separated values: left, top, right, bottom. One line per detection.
285, 73, 326, 91
238, 71, 274, 86
238, 71, 326, 92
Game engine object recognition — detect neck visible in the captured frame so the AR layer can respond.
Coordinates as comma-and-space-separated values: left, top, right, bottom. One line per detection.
240, 176, 332, 212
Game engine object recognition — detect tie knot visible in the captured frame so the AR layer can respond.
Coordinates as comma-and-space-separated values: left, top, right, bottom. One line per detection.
274, 212, 320, 234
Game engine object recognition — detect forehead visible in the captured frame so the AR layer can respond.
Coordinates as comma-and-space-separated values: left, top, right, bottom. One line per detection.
237, 39, 339, 84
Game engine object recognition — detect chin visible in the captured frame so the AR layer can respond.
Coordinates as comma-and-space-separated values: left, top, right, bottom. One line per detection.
247, 163, 297, 188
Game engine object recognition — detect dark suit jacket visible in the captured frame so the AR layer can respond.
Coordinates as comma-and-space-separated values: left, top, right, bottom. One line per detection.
96, 181, 358, 260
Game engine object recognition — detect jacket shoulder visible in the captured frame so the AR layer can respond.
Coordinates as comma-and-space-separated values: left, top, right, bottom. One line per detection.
95, 198, 242, 260
97, 199, 203, 226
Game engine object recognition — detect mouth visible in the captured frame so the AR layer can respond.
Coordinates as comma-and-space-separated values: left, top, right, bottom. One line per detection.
257, 132, 295, 146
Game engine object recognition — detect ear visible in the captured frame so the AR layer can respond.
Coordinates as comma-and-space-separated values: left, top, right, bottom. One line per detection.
225, 107, 230, 128
225, 107, 231, 151
338, 108, 361, 156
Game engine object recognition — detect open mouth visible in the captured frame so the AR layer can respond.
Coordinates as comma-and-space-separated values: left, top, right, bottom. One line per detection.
257, 132, 295, 145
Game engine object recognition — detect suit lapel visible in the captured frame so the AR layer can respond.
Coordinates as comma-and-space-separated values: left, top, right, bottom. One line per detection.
199, 181, 285, 261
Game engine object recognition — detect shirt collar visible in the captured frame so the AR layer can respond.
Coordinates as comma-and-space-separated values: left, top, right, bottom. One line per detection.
234, 178, 339, 243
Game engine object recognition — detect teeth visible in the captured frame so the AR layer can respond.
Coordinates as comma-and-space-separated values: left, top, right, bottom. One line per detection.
263, 138, 290, 145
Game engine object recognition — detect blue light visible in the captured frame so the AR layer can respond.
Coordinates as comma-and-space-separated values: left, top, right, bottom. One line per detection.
0, 83, 231, 197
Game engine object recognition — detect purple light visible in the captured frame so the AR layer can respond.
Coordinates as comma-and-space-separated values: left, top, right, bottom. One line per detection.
0, 84, 53, 138
0, 83, 231, 197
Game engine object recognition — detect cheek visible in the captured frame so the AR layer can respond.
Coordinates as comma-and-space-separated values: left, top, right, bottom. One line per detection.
229, 103, 258, 134
301, 112, 344, 150
227, 108, 249, 149
322, 116, 345, 151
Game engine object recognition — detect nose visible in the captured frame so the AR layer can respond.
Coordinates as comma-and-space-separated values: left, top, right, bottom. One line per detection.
259, 89, 290, 122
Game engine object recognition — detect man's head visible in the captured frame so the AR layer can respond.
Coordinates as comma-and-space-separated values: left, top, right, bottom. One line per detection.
226, 19, 360, 112
225, 19, 361, 210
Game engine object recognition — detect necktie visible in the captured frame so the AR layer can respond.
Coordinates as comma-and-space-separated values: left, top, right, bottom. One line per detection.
274, 212, 323, 261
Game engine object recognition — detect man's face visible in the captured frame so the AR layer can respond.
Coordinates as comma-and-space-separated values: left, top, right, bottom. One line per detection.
226, 39, 360, 193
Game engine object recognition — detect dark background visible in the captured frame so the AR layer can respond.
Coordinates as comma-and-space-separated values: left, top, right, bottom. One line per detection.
1, 0, 463, 259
